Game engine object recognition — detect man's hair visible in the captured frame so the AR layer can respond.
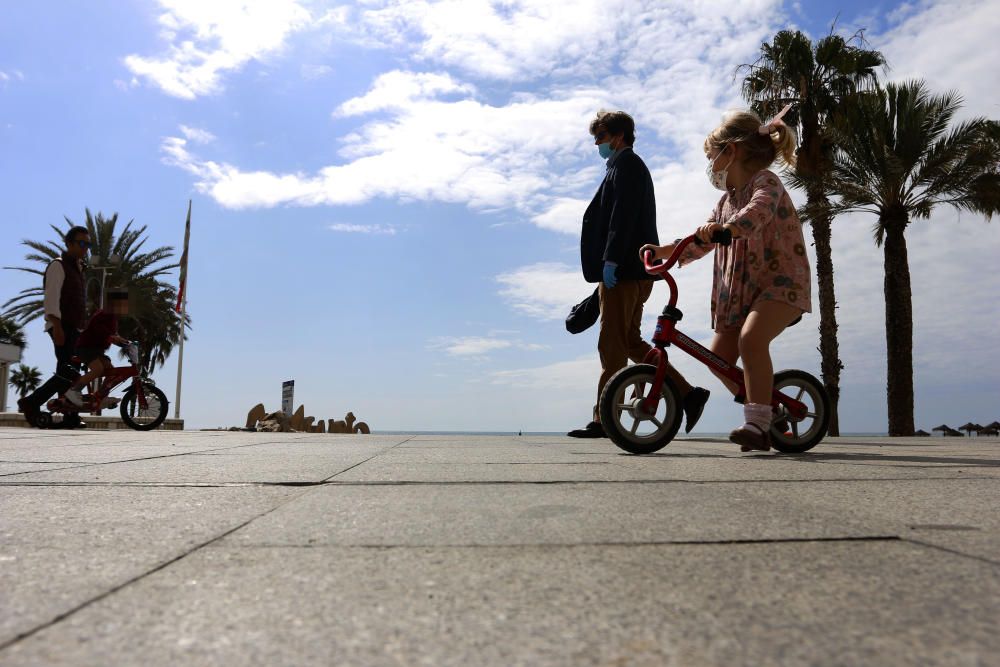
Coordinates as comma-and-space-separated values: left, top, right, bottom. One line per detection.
64, 226, 89, 245
589, 110, 636, 145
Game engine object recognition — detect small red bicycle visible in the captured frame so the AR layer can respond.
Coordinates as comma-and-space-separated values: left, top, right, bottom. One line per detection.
599, 231, 830, 454
40, 341, 170, 431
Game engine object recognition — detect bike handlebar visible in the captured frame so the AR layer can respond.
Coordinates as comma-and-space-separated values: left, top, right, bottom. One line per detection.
643, 229, 732, 275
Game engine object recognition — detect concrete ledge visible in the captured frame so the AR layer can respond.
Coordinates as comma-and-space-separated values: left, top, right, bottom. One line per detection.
0, 412, 184, 430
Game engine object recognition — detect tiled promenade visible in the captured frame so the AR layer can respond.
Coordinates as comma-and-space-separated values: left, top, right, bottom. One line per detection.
1, 428, 997, 666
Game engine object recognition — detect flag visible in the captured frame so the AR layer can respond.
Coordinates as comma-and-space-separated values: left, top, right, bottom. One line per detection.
175, 200, 191, 313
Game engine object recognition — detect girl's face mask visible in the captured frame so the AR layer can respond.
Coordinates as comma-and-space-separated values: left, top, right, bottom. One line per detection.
706, 145, 735, 191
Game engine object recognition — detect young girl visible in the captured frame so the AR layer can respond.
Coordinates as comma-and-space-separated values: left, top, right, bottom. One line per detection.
63, 289, 130, 408
641, 106, 811, 451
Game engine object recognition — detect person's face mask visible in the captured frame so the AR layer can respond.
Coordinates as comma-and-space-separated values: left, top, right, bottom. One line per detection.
598, 141, 614, 159
706, 145, 735, 191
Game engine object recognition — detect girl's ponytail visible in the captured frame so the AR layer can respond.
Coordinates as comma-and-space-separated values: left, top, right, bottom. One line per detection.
769, 122, 797, 167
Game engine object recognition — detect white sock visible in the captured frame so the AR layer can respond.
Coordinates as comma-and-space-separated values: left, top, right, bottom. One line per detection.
741, 403, 772, 433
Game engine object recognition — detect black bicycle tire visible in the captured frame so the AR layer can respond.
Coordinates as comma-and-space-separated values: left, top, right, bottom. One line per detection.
599, 364, 683, 454
120, 384, 169, 431
770, 369, 830, 453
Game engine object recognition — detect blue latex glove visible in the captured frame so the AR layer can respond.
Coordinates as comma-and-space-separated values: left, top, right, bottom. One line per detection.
603, 261, 618, 289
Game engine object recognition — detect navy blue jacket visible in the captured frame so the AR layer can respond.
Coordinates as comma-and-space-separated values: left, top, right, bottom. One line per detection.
580, 147, 659, 283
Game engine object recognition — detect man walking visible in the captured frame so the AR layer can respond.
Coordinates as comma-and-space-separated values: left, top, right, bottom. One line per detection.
568, 111, 709, 438
18, 226, 90, 426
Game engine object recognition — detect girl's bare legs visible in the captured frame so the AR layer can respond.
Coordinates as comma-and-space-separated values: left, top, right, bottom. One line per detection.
727, 301, 803, 451
69, 359, 105, 393
738, 300, 802, 404
708, 330, 741, 396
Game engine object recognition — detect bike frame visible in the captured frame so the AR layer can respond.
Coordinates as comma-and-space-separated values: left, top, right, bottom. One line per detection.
62, 350, 148, 414
639, 235, 809, 421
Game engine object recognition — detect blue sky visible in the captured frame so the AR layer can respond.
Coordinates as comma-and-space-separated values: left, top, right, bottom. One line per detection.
2, 0, 997, 432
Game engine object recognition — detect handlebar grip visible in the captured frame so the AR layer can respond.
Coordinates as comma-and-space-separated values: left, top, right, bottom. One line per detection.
712, 228, 733, 246
693, 229, 733, 247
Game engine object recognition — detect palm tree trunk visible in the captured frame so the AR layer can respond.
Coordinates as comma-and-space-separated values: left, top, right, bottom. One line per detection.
882, 216, 915, 436
807, 188, 843, 436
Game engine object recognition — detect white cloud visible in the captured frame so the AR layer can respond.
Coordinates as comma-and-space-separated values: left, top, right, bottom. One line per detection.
162, 79, 604, 209
873, 0, 1000, 120
491, 355, 598, 390
179, 125, 216, 143
124, 0, 311, 99
355, 0, 621, 80
496, 262, 591, 320
335, 70, 475, 116
328, 223, 398, 235
301, 63, 333, 79
429, 335, 546, 358
0, 69, 24, 87
530, 197, 589, 235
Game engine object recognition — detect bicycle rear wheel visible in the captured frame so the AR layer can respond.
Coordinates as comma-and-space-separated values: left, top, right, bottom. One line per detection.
771, 369, 829, 453
599, 364, 683, 454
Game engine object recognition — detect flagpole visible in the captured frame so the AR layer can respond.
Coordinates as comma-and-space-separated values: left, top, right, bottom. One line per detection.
174, 200, 191, 422
174, 295, 186, 420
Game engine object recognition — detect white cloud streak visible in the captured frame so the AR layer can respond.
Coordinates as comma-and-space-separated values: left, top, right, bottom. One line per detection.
429, 335, 546, 358
124, 0, 311, 99
328, 223, 398, 235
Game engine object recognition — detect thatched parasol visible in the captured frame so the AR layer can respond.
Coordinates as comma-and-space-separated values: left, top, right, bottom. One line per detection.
980, 426, 999, 437
958, 422, 982, 436
931, 424, 952, 436
914, 429, 931, 437
986, 421, 1000, 430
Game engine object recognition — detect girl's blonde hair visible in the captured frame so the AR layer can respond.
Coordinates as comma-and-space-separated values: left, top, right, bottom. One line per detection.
703, 109, 797, 169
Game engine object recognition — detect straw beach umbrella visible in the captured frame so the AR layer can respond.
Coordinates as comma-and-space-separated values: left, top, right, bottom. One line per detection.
958, 422, 982, 437
980, 427, 999, 437
914, 429, 931, 437
931, 424, 952, 436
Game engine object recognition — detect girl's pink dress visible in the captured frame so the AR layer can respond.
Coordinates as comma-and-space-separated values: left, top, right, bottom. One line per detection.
679, 169, 811, 332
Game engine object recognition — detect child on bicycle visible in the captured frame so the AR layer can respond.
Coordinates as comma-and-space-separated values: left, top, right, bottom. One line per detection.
640, 106, 811, 451
63, 288, 130, 408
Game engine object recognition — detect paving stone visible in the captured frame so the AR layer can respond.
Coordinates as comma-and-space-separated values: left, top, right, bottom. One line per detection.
1, 542, 996, 666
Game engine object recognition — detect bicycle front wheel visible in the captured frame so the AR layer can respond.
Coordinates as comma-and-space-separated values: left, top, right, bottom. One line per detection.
599, 364, 683, 454
120, 383, 169, 431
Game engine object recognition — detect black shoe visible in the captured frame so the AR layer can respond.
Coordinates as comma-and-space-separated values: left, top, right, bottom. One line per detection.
17, 398, 40, 427
567, 421, 606, 438
682, 387, 710, 433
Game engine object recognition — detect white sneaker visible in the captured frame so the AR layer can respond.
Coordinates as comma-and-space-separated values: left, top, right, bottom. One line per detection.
63, 388, 85, 408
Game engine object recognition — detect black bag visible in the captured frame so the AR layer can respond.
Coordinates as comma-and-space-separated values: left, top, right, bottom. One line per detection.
565, 287, 600, 334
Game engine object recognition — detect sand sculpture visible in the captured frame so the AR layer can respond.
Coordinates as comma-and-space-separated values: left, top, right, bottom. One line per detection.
245, 403, 370, 434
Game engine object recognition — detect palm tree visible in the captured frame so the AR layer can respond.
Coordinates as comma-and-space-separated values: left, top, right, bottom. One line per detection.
825, 81, 1000, 435
738, 28, 885, 436
3, 209, 189, 375
0, 315, 26, 348
9, 364, 42, 399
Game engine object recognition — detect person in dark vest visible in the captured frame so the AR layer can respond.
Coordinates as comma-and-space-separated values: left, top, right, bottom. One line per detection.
18, 226, 90, 426
568, 111, 710, 438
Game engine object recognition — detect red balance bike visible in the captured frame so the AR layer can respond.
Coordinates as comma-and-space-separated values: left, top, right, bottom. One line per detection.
40, 341, 170, 431
598, 231, 830, 454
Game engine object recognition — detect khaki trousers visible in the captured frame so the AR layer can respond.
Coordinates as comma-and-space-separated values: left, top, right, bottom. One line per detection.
594, 279, 654, 420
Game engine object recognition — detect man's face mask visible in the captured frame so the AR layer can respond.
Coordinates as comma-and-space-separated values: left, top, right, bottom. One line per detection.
706, 145, 735, 191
